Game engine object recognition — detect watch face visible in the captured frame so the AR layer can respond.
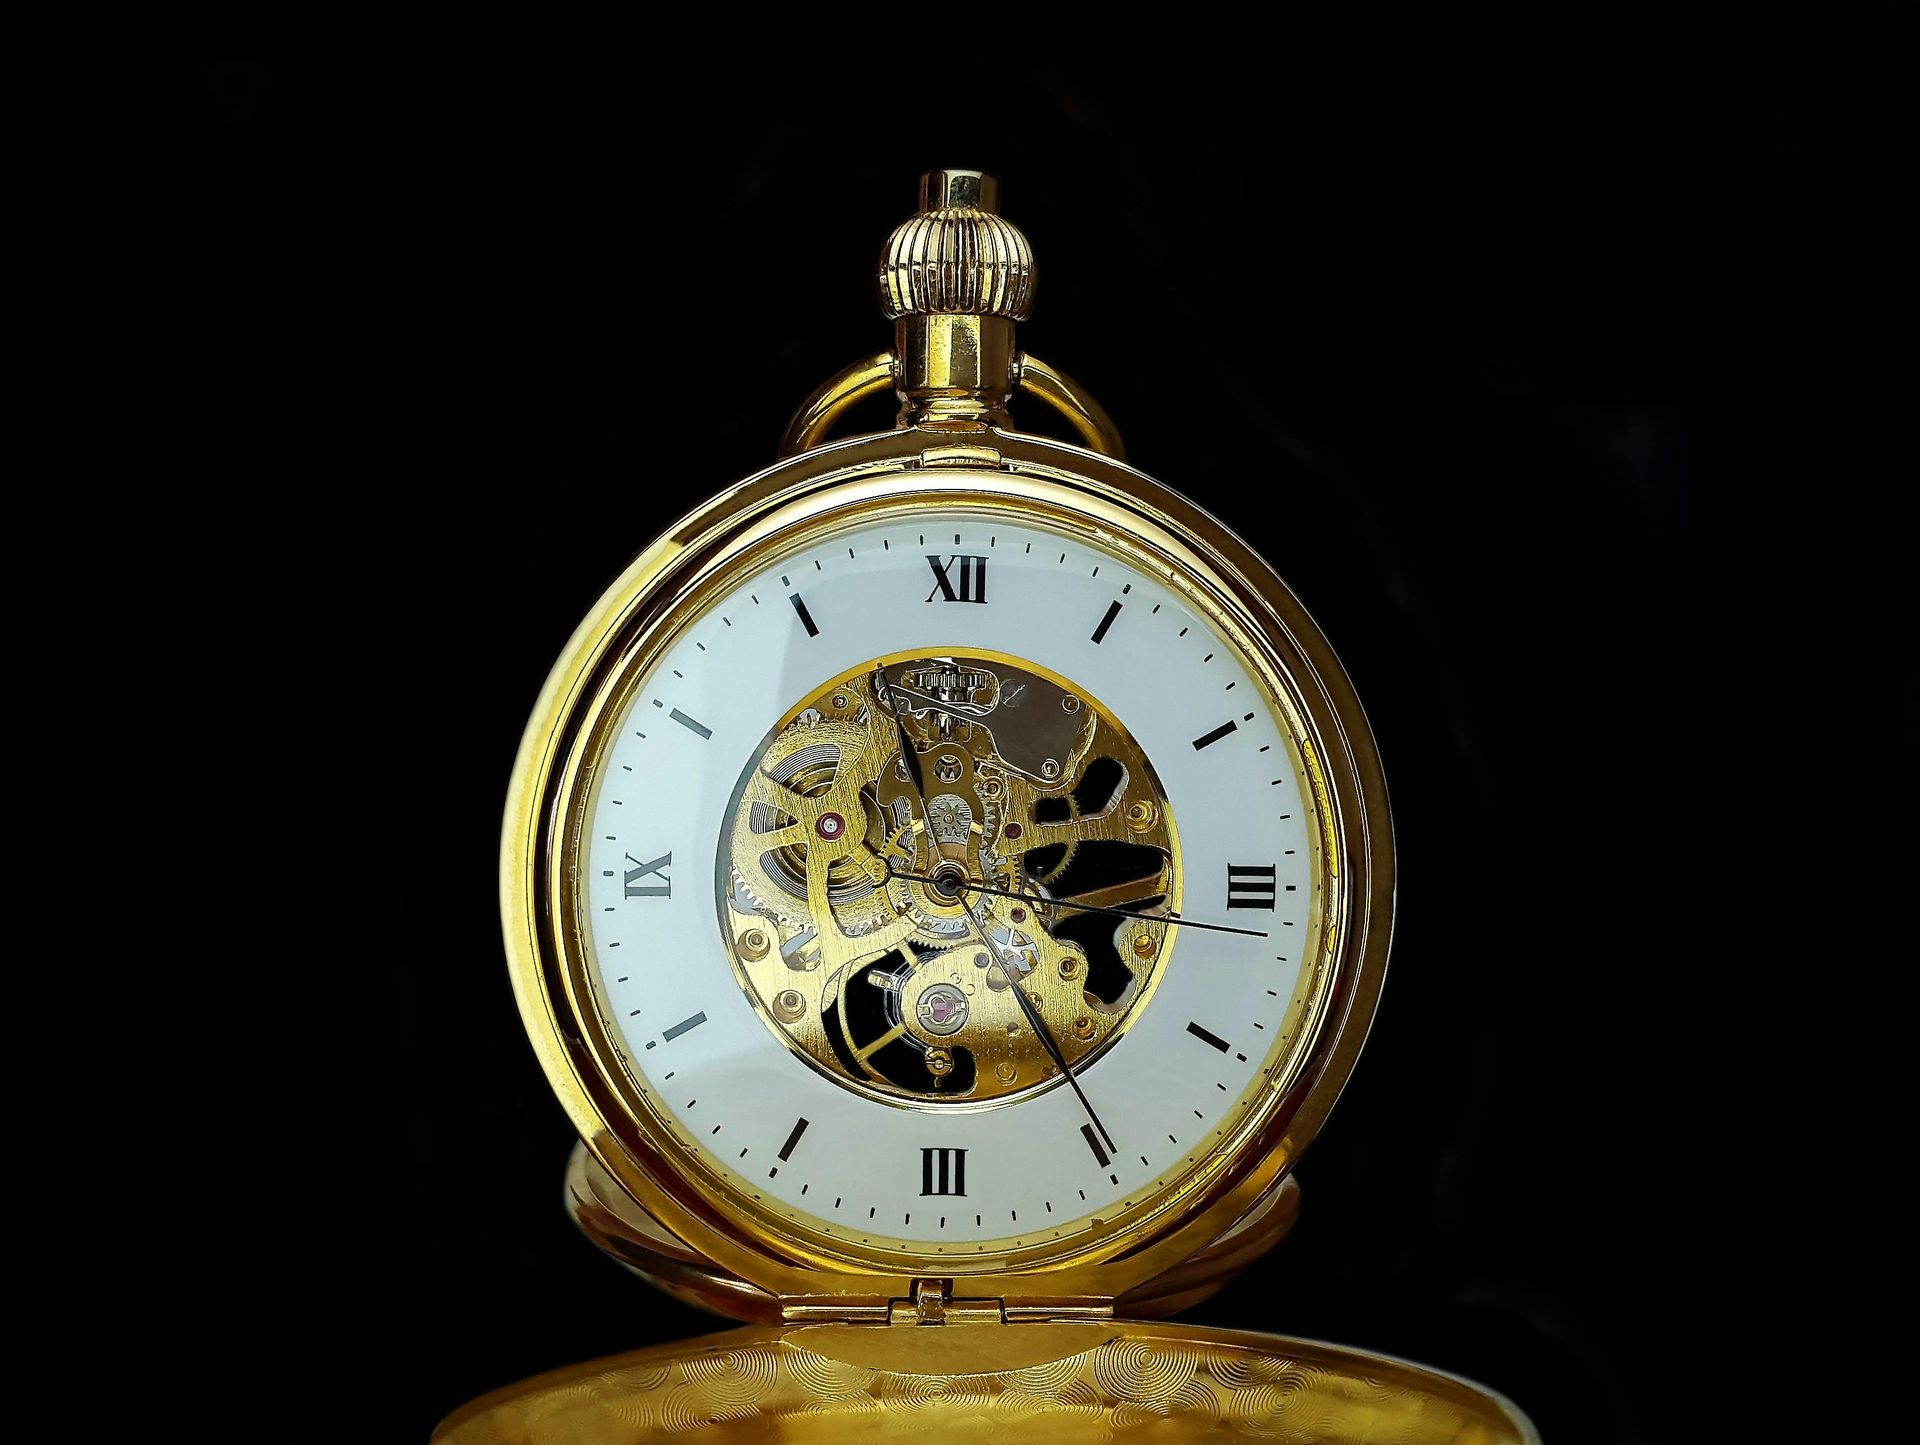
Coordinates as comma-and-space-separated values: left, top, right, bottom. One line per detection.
537, 466, 1365, 1272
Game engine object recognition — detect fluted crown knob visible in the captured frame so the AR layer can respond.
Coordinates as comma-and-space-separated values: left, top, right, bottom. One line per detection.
878, 169, 1035, 321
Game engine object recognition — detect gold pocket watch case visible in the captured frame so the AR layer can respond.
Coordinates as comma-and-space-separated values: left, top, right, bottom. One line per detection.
446, 171, 1534, 1442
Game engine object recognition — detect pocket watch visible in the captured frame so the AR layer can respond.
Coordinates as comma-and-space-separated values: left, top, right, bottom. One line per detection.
442, 171, 1534, 1442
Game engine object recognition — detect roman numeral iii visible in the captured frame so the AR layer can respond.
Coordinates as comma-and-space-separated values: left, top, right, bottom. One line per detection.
925, 554, 988, 604
624, 851, 672, 898
1226, 863, 1277, 910
920, 1146, 968, 1195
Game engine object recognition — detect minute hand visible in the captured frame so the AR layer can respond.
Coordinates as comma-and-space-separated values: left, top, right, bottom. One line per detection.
961, 891, 1117, 1155
885, 869, 1269, 940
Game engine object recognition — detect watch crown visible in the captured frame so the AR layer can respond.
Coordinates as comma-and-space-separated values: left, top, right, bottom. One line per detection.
878, 170, 1035, 321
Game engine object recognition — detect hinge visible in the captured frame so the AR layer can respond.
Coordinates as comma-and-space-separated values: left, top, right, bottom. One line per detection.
782, 1281, 1115, 1327
880, 1280, 1116, 1326
886, 1278, 1005, 1326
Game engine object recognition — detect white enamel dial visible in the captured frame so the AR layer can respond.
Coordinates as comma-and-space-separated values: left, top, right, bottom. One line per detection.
577, 503, 1328, 1259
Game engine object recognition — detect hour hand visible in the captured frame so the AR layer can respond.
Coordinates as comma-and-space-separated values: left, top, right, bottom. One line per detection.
874, 665, 932, 801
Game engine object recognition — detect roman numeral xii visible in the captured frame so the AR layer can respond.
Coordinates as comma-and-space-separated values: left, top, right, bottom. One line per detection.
925, 554, 988, 604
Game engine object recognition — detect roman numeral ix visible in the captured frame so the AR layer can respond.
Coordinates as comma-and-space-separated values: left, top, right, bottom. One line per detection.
624, 851, 672, 898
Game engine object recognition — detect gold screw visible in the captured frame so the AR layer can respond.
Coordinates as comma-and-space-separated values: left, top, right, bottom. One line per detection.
1061, 696, 1081, 713
1072, 1016, 1096, 1040
741, 928, 770, 960
926, 1047, 953, 1076
1126, 800, 1157, 833
1059, 955, 1081, 980
994, 1060, 1017, 1082
978, 777, 1002, 799
1132, 932, 1158, 960
831, 693, 849, 710
772, 989, 805, 1023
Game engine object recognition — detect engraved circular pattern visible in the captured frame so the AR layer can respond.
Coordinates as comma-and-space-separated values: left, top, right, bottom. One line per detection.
1090, 1340, 1200, 1402
434, 1326, 1537, 1443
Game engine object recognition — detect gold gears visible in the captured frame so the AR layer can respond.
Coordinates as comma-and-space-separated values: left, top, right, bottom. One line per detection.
728, 717, 900, 938
719, 653, 1180, 1106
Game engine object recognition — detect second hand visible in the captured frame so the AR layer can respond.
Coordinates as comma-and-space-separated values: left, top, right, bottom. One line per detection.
885, 868, 1268, 940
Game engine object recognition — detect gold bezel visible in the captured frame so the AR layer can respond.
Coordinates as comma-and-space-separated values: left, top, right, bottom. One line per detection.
502, 425, 1393, 1309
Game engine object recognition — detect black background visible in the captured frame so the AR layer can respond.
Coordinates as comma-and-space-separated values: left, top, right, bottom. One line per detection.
65, 11, 1911, 1445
